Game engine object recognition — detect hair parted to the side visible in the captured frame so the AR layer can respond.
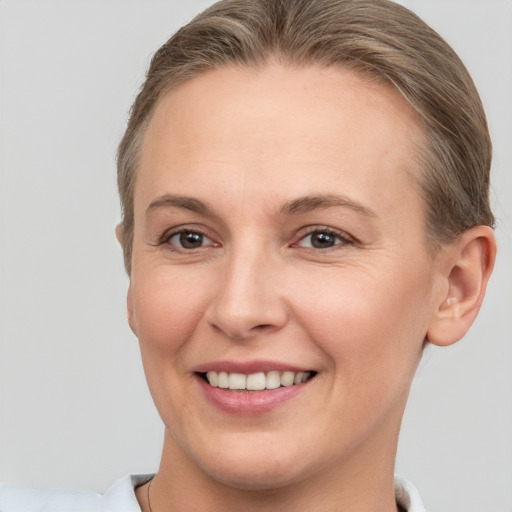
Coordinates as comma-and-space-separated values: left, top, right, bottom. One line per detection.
117, 0, 494, 274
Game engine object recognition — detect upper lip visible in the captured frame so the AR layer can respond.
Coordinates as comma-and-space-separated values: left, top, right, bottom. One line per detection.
194, 359, 312, 374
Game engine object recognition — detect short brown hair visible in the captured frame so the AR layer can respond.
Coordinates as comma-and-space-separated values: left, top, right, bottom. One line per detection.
117, 0, 494, 273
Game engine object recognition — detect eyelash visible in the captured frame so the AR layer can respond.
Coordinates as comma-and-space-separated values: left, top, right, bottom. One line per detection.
293, 226, 354, 250
158, 226, 354, 253
159, 227, 217, 252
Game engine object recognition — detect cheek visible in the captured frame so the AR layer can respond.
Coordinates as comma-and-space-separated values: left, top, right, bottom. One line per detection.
289, 265, 431, 384
128, 267, 217, 426
129, 266, 214, 357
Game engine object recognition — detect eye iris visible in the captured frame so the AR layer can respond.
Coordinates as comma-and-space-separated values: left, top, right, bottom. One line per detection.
311, 232, 336, 248
180, 232, 203, 249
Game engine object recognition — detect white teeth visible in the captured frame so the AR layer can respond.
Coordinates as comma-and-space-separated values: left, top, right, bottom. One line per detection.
266, 371, 281, 389
228, 373, 246, 390
217, 371, 229, 389
206, 371, 218, 387
294, 371, 307, 384
280, 371, 295, 387
246, 372, 266, 391
204, 370, 312, 390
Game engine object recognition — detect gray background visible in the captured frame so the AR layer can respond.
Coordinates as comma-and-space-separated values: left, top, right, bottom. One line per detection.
0, 1, 511, 511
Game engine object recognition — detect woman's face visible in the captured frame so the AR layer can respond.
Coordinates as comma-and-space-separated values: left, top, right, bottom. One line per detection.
127, 64, 446, 488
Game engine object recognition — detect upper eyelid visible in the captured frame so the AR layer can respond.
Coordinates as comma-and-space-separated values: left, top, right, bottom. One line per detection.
159, 225, 216, 246
294, 225, 355, 242
169, 230, 213, 242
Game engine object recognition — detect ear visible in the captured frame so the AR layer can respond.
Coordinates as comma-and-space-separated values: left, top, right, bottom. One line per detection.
116, 223, 138, 336
427, 226, 496, 346
126, 283, 138, 337
115, 223, 124, 245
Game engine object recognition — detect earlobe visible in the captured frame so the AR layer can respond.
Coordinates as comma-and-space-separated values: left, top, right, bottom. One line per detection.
427, 226, 496, 347
119, 223, 137, 336
127, 284, 138, 337
115, 223, 124, 246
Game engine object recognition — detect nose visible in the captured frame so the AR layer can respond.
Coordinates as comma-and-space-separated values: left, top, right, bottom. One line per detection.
205, 245, 289, 341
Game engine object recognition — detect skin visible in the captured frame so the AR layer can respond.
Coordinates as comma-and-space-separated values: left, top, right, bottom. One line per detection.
120, 63, 495, 512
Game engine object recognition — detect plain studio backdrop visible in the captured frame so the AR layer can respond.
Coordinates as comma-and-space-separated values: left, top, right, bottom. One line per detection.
0, 1, 511, 511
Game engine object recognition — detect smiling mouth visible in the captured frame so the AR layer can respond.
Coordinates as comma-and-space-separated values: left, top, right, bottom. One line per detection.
198, 370, 316, 391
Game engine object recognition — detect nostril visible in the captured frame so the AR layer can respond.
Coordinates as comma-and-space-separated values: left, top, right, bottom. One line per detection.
253, 323, 273, 330
209, 315, 286, 341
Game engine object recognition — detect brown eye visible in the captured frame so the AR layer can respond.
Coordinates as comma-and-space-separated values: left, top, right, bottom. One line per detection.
168, 231, 213, 250
309, 232, 337, 248
297, 229, 349, 249
181, 232, 203, 249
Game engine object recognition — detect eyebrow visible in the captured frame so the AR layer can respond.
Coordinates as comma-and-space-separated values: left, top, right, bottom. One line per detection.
281, 194, 378, 217
146, 193, 378, 218
146, 194, 214, 216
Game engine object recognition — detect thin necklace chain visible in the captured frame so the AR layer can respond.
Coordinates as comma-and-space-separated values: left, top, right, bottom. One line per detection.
147, 477, 154, 512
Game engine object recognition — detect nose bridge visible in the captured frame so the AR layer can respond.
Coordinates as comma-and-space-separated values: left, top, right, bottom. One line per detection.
206, 238, 287, 339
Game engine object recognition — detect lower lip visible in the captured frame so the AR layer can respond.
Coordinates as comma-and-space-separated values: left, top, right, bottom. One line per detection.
196, 375, 310, 416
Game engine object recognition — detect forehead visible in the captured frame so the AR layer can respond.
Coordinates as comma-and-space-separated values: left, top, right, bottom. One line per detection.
136, 63, 425, 222
144, 63, 422, 152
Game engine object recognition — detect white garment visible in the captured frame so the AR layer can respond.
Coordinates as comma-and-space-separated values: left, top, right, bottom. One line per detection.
0, 475, 151, 512
0, 474, 426, 511
395, 476, 427, 512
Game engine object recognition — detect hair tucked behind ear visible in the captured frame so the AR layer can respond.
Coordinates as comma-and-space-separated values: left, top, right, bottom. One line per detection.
117, 0, 493, 274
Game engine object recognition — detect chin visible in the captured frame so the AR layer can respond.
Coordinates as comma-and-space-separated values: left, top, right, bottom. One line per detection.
202, 459, 305, 491
189, 437, 313, 491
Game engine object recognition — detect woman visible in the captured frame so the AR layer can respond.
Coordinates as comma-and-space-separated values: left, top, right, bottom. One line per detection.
0, 0, 499, 510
